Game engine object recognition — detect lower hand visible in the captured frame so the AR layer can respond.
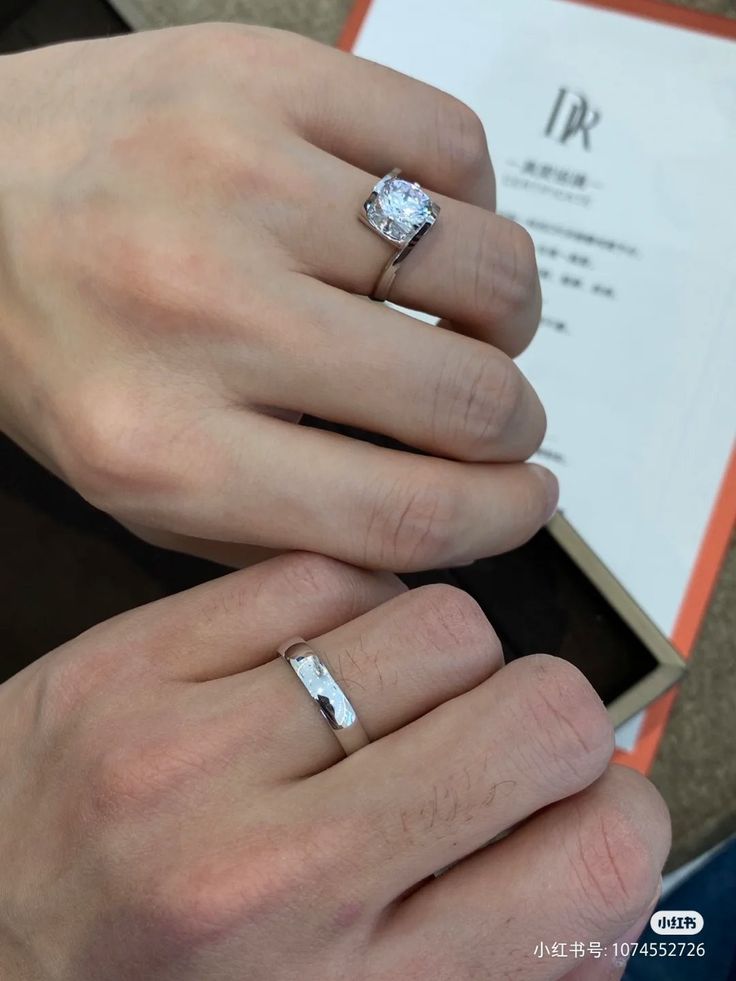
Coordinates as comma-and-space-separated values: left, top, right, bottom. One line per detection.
0, 553, 670, 980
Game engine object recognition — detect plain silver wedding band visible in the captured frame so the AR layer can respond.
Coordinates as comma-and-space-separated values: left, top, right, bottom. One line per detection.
278, 637, 370, 757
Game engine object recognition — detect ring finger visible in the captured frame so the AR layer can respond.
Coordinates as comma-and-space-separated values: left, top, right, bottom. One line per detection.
285, 142, 542, 357
207, 584, 504, 779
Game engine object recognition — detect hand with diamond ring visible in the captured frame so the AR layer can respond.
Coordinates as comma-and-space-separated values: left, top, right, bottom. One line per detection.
0, 24, 556, 571
0, 553, 669, 981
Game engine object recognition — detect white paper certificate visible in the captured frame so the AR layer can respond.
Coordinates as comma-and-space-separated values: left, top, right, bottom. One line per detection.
348, 0, 736, 759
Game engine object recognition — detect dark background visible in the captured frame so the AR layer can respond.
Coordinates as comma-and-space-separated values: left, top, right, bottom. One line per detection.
0, 426, 657, 707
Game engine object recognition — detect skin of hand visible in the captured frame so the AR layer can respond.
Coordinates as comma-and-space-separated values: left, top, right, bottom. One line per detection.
0, 553, 670, 981
0, 24, 558, 572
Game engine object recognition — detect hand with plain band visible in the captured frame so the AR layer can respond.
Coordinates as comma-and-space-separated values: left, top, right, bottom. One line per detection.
0, 554, 670, 981
0, 24, 555, 572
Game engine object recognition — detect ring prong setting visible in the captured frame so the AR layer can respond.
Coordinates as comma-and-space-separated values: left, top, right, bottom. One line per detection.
360, 168, 440, 302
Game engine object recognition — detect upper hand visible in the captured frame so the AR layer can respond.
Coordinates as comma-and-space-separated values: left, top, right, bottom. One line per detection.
0, 24, 556, 570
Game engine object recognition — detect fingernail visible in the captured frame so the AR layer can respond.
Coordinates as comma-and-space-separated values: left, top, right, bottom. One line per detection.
530, 464, 559, 523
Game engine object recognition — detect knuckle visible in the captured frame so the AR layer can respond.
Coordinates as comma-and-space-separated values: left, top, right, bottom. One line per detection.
87, 745, 150, 822
152, 864, 259, 949
437, 351, 522, 457
33, 645, 107, 726
104, 102, 226, 190
221, 21, 304, 60
53, 194, 219, 330
572, 784, 665, 929
169, 117, 247, 191
113, 107, 276, 204
277, 552, 357, 604
171, 109, 309, 205
408, 584, 499, 674
363, 473, 460, 570
174, 21, 280, 72
55, 386, 171, 509
500, 220, 540, 313
87, 734, 204, 822
32, 618, 147, 732
152, 818, 358, 949
105, 91, 305, 213
467, 218, 501, 322
435, 94, 492, 183
470, 218, 539, 325
516, 465, 556, 538
516, 654, 613, 789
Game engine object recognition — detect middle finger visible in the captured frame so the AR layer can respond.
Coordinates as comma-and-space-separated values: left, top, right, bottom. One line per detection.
235, 273, 546, 464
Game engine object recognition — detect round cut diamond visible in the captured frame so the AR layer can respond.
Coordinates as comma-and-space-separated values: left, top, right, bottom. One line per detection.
366, 176, 433, 243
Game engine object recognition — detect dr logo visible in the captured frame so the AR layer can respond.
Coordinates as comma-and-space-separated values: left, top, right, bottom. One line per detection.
545, 88, 601, 150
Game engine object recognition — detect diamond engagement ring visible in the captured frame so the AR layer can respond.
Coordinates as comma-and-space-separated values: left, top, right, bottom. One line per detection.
278, 637, 369, 757
360, 167, 440, 302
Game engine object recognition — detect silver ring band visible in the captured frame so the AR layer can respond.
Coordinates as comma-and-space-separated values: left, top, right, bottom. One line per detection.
278, 637, 369, 757
360, 167, 440, 302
